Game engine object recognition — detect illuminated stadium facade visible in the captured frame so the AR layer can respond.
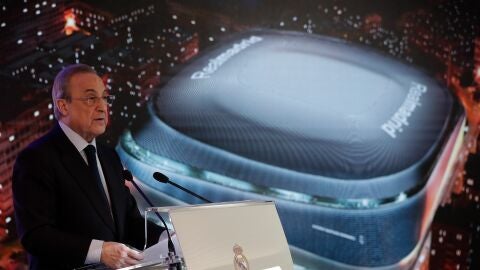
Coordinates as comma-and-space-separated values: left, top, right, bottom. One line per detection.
117, 30, 464, 268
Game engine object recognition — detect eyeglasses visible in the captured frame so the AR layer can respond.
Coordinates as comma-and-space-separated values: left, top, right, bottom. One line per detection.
66, 95, 116, 106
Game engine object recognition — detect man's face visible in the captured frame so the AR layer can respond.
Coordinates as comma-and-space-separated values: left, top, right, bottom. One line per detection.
58, 72, 108, 142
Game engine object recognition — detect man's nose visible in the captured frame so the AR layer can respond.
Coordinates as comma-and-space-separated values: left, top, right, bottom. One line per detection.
97, 99, 108, 111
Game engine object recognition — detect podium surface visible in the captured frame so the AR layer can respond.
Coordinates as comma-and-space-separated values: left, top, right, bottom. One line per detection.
145, 201, 293, 270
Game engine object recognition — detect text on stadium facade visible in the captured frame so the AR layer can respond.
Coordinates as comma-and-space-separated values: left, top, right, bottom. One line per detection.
381, 82, 428, 139
191, 36, 263, 80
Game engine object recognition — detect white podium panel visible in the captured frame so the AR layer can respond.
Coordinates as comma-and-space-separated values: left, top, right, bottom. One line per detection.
145, 201, 293, 270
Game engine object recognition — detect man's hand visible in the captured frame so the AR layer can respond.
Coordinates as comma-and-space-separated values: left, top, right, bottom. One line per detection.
100, 242, 144, 269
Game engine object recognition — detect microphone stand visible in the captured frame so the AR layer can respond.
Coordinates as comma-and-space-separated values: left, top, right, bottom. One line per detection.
152, 172, 212, 203
166, 180, 212, 203
123, 171, 181, 269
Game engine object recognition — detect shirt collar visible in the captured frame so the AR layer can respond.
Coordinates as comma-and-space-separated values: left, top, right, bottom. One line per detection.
58, 121, 97, 153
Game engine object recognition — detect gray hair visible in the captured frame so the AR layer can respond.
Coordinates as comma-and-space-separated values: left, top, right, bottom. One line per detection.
52, 64, 97, 119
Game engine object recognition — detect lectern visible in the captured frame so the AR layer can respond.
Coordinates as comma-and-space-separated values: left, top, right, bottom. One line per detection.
118, 200, 293, 270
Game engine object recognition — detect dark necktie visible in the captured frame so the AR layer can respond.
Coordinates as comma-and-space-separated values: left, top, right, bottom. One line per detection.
84, 144, 110, 209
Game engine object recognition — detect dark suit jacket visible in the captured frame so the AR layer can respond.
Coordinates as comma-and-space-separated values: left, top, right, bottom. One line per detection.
13, 123, 161, 270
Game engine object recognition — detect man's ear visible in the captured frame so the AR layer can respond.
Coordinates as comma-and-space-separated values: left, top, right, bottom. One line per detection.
56, 99, 69, 117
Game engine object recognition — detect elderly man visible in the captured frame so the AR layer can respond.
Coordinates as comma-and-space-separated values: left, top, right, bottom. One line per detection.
13, 64, 162, 270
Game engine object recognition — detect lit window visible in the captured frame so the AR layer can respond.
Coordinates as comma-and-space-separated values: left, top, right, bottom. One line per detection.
64, 12, 79, 35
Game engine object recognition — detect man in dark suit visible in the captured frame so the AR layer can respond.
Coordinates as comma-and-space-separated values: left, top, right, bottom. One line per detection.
13, 64, 162, 269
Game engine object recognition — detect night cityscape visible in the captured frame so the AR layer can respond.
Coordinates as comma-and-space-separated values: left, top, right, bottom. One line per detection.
1, 0, 480, 269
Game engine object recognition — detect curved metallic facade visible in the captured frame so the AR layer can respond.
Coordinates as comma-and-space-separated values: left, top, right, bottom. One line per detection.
118, 30, 463, 268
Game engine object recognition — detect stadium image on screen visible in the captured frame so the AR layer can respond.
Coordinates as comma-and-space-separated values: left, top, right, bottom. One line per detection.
117, 30, 464, 269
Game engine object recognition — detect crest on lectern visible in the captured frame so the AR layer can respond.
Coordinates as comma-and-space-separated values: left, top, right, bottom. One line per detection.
233, 244, 250, 270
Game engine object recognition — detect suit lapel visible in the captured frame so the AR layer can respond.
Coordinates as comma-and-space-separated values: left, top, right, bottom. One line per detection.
52, 125, 116, 234
97, 145, 125, 238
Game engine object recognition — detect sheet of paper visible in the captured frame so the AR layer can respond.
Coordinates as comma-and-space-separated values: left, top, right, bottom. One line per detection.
141, 231, 183, 262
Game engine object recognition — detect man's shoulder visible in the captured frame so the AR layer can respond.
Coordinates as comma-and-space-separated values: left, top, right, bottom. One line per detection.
18, 125, 62, 159
97, 143, 121, 162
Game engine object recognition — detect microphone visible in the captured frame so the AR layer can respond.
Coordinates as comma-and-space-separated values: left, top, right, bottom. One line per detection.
153, 172, 212, 203
123, 170, 177, 256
